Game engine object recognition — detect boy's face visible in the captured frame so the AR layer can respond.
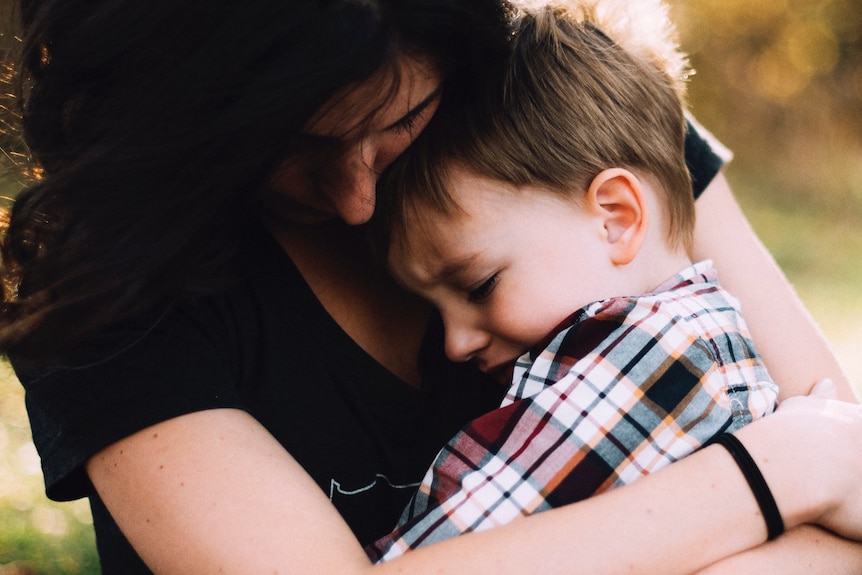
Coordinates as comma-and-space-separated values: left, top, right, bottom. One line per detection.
389, 168, 617, 383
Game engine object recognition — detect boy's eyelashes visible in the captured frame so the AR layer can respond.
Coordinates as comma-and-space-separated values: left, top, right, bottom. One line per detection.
467, 274, 500, 303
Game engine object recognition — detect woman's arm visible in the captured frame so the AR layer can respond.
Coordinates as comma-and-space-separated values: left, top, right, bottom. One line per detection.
691, 173, 862, 569
694, 381, 862, 573
696, 525, 862, 575
86, 391, 862, 575
691, 172, 858, 402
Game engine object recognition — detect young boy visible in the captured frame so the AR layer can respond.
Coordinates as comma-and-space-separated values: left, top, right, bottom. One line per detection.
365, 0, 779, 562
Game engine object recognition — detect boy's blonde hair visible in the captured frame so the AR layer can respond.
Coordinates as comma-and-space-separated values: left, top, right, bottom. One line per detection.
376, 0, 695, 255
514, 0, 689, 97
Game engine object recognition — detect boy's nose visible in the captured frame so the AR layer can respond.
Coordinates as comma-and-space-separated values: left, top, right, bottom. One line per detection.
444, 319, 490, 363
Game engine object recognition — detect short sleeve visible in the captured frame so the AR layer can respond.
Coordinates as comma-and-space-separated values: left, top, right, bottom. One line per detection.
15, 303, 247, 501
684, 113, 733, 199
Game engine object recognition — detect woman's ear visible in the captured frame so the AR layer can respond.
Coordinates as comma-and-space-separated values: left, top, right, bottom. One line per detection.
587, 168, 649, 265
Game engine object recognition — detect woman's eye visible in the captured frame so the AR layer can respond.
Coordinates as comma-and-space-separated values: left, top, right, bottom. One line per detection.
468, 274, 499, 302
391, 112, 420, 135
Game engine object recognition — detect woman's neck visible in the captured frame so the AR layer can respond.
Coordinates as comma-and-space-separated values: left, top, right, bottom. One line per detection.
264, 218, 430, 388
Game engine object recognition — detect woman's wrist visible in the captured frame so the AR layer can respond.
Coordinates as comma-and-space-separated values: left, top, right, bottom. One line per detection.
732, 420, 820, 529
706, 433, 784, 540
730, 392, 862, 538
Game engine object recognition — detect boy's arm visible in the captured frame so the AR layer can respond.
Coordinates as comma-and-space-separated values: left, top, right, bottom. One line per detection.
691, 172, 858, 402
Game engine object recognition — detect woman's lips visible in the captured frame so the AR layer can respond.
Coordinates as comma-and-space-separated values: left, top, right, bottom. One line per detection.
483, 361, 515, 385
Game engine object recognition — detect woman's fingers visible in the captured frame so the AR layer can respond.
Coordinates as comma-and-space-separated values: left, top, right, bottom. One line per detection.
807, 378, 838, 398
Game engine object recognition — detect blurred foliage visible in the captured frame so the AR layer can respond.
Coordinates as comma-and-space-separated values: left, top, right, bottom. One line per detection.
669, 0, 862, 388
1, 364, 99, 575
0, 0, 29, 205
670, 0, 862, 217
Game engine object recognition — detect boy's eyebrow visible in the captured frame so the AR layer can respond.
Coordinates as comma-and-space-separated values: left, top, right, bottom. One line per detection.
383, 86, 443, 131
428, 252, 482, 283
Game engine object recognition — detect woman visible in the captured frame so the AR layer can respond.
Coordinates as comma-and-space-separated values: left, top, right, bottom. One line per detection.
1, 0, 860, 573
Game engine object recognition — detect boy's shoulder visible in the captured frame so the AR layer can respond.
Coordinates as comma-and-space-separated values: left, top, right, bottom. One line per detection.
582, 260, 745, 338
509, 261, 762, 402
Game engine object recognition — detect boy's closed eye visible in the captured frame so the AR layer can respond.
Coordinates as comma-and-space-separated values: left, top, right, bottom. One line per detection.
467, 274, 500, 302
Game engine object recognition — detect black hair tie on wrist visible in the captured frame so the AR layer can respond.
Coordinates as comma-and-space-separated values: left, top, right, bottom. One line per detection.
707, 433, 785, 541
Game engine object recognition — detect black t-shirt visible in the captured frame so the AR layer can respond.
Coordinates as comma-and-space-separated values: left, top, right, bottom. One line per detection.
14, 122, 724, 573
17, 223, 504, 572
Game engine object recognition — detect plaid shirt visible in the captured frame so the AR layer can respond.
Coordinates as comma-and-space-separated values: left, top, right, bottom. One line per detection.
368, 261, 778, 562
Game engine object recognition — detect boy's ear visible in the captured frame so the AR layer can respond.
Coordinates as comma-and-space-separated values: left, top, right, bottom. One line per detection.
588, 168, 649, 265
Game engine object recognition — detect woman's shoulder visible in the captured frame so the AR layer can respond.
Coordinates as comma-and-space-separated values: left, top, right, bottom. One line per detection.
685, 114, 733, 198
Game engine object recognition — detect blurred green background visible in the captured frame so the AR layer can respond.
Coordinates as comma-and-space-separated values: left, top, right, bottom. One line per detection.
670, 0, 862, 391
1, 0, 861, 573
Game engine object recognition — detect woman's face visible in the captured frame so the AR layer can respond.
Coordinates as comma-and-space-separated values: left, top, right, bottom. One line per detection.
267, 54, 442, 225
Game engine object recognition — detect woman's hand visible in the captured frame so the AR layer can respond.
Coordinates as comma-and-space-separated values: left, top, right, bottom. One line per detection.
693, 380, 862, 574
760, 380, 862, 539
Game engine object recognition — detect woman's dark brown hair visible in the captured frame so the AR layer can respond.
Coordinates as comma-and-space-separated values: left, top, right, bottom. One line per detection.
0, 0, 511, 360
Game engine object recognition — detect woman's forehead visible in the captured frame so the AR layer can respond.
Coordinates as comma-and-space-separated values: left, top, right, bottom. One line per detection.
304, 53, 442, 140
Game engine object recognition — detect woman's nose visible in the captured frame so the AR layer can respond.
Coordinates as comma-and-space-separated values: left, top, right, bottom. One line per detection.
444, 317, 490, 363
332, 141, 378, 225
